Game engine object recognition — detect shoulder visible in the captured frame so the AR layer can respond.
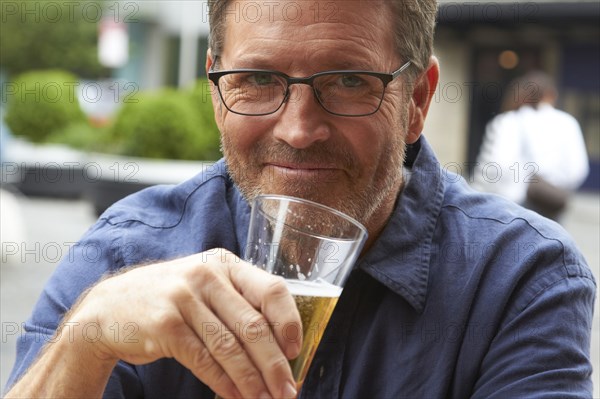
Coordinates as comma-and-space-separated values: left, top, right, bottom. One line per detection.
482, 110, 522, 147
87, 159, 248, 265
540, 104, 581, 128
438, 178, 594, 333
485, 110, 520, 132
99, 160, 232, 228
440, 179, 594, 283
442, 177, 581, 257
440, 176, 592, 275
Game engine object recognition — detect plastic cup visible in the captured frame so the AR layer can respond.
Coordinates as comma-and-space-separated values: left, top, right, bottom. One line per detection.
245, 194, 368, 392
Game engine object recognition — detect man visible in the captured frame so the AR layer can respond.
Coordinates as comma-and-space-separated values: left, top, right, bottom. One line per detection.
6, 1, 595, 398
473, 72, 589, 221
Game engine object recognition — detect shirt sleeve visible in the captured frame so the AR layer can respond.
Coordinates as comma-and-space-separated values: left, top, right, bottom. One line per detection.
471, 263, 596, 398
559, 116, 589, 190
3, 219, 143, 397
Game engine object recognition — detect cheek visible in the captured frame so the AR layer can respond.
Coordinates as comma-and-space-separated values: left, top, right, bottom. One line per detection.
377, 95, 406, 131
222, 115, 273, 151
371, 100, 409, 148
350, 112, 406, 178
210, 91, 224, 124
337, 119, 389, 170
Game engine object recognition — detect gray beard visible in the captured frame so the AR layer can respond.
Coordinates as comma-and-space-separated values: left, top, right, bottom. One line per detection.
221, 111, 408, 231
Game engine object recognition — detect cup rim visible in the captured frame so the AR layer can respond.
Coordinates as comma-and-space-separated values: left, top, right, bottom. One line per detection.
252, 194, 368, 241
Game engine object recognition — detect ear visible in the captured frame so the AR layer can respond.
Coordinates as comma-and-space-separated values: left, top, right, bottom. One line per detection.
406, 56, 439, 144
206, 48, 215, 75
206, 49, 224, 131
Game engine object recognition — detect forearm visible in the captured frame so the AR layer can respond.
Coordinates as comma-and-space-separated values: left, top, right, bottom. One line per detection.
6, 251, 301, 399
5, 290, 119, 399
5, 326, 118, 398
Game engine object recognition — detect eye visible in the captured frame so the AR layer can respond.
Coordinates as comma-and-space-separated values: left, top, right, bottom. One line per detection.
249, 72, 275, 85
339, 74, 365, 88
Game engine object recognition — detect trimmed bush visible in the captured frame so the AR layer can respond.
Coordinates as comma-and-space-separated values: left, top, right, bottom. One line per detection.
111, 84, 221, 160
46, 121, 111, 152
0, 0, 106, 78
4, 70, 86, 142
189, 79, 222, 160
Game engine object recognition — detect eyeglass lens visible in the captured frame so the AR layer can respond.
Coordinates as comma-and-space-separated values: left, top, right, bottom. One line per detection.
217, 72, 385, 116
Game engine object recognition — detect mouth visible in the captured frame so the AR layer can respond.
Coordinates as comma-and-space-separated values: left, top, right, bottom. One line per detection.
264, 162, 343, 181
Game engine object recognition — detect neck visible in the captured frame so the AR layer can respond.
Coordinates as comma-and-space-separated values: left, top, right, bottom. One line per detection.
360, 178, 404, 255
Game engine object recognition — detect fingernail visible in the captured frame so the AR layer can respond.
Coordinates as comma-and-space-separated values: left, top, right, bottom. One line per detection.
283, 381, 297, 399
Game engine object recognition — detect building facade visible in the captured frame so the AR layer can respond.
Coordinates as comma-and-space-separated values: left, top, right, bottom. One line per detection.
121, 0, 600, 189
428, 0, 599, 189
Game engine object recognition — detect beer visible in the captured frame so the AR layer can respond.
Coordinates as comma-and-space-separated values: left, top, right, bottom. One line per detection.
286, 279, 342, 390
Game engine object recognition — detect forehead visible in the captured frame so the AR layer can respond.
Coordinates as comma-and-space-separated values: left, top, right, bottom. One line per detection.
219, 0, 397, 70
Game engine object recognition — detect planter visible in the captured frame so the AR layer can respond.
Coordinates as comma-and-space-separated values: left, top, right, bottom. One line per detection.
2, 139, 88, 199
81, 153, 213, 215
2, 139, 215, 215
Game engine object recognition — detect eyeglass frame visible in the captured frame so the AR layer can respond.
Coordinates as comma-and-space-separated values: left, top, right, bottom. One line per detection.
207, 60, 412, 117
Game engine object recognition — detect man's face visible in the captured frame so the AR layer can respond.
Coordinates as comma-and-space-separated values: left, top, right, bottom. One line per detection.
210, 0, 411, 231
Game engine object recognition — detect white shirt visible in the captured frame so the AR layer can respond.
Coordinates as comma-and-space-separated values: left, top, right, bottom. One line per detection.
472, 104, 589, 204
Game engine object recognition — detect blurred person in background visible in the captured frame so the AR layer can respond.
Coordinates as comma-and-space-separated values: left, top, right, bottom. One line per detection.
472, 71, 589, 221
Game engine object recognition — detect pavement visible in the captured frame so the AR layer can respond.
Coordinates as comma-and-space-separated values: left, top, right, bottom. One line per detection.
1, 191, 599, 395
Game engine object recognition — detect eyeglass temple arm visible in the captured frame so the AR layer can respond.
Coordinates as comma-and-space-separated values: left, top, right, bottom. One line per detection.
391, 61, 412, 80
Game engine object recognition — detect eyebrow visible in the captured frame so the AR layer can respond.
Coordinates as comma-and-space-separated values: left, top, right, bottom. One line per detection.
221, 54, 374, 73
222, 54, 278, 70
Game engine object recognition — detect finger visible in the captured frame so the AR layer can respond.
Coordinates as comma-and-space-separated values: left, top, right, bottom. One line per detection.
228, 261, 302, 359
210, 262, 300, 398
181, 299, 274, 399
162, 320, 243, 399
183, 250, 300, 398
186, 250, 301, 358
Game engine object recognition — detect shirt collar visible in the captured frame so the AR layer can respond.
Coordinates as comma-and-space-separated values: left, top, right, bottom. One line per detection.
229, 136, 444, 313
358, 136, 445, 314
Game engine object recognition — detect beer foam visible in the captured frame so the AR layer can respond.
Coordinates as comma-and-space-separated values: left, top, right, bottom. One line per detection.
286, 279, 342, 298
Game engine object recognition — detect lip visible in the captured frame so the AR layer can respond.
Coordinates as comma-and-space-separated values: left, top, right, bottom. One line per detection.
267, 161, 338, 170
265, 162, 343, 179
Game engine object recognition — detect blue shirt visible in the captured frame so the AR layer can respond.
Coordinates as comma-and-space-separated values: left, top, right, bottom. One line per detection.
7, 137, 596, 398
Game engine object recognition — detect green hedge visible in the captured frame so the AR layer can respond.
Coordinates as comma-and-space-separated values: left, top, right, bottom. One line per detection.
46, 121, 110, 151
4, 70, 87, 142
0, 0, 106, 78
4, 72, 221, 161
110, 80, 221, 160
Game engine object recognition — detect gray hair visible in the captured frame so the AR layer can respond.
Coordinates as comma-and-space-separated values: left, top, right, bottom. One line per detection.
207, 0, 438, 80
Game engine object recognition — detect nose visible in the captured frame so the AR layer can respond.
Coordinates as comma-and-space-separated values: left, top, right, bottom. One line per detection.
272, 84, 331, 149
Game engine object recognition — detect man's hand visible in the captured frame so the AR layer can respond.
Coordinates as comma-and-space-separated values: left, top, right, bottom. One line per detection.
8, 249, 301, 399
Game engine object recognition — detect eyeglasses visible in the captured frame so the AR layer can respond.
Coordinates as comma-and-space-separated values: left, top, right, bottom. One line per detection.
208, 61, 411, 117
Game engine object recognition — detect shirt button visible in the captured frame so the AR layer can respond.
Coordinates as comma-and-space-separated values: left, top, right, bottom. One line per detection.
319, 365, 325, 378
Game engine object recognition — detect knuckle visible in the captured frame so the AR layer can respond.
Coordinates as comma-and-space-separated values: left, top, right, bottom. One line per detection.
265, 277, 289, 299
150, 310, 181, 333
238, 311, 270, 345
240, 308, 268, 327
184, 264, 223, 294
209, 372, 237, 398
190, 344, 214, 372
192, 264, 220, 285
267, 354, 291, 372
211, 331, 243, 359
236, 366, 261, 388
187, 351, 237, 398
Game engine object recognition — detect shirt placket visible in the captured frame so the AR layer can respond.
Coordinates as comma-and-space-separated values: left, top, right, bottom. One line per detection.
298, 270, 365, 398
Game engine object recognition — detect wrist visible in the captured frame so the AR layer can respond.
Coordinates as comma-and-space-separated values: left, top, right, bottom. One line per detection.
65, 310, 119, 365
5, 318, 118, 398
